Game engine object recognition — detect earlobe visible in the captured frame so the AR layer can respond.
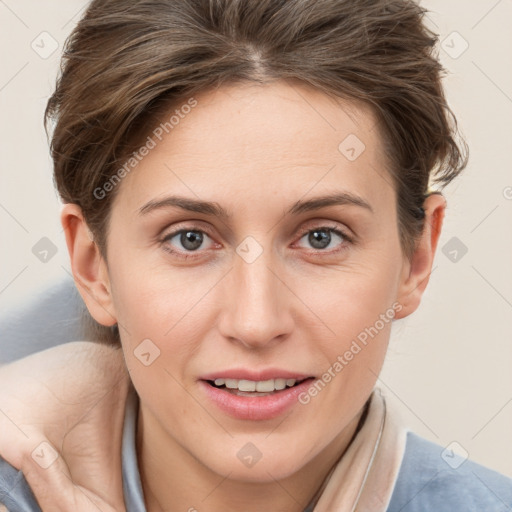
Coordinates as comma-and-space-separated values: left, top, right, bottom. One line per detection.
60, 204, 117, 327
394, 193, 446, 320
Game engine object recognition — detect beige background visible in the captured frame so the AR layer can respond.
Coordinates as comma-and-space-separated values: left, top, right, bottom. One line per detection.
1, 1, 511, 477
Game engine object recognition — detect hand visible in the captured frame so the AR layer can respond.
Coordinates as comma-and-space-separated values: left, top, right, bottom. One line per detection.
0, 341, 130, 511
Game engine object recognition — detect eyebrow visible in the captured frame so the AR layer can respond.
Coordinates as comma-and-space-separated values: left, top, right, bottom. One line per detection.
138, 192, 373, 218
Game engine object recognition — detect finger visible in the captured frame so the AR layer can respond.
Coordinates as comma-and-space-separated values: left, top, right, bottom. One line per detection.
21, 446, 122, 512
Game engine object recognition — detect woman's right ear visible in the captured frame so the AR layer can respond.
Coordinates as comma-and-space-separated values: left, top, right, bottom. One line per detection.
60, 204, 118, 327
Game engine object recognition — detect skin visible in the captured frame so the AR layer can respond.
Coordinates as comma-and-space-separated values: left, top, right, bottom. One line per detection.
0, 342, 129, 511
2, 79, 445, 511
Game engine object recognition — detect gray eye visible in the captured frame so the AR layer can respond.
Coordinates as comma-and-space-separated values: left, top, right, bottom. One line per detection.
179, 231, 204, 251
299, 228, 345, 250
165, 230, 211, 252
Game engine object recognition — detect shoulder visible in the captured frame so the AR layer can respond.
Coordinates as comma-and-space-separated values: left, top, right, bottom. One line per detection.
387, 431, 512, 512
0, 457, 40, 512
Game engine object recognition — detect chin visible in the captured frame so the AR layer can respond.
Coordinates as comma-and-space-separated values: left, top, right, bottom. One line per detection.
222, 463, 301, 484
201, 442, 309, 483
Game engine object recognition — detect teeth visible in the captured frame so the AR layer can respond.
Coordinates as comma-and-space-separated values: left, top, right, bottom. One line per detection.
256, 379, 275, 392
212, 378, 300, 392
225, 379, 238, 389
274, 378, 287, 390
238, 380, 256, 392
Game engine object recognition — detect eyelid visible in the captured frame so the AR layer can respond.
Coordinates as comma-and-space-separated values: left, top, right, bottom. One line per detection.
295, 221, 355, 244
160, 220, 215, 240
160, 224, 217, 247
292, 227, 354, 259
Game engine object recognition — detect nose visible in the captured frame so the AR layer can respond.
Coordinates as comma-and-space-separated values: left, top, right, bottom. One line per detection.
217, 244, 295, 350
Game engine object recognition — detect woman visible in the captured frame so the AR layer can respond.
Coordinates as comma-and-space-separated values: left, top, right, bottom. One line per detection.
0, 0, 511, 510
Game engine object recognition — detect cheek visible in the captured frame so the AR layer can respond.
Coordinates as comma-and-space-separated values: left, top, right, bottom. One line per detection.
296, 249, 401, 390
303, 262, 400, 338
302, 273, 395, 428
107, 255, 218, 388
108, 252, 205, 333
109, 265, 193, 411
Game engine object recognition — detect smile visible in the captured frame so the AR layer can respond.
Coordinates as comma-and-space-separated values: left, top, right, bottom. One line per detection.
200, 376, 316, 421
208, 377, 308, 395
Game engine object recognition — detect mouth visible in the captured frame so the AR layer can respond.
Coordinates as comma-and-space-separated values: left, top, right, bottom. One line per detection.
199, 369, 317, 420
205, 377, 314, 397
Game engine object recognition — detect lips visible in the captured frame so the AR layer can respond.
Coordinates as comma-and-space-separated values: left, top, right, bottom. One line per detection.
199, 369, 316, 420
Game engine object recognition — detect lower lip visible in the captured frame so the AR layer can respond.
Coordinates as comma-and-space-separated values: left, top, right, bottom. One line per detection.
199, 378, 315, 421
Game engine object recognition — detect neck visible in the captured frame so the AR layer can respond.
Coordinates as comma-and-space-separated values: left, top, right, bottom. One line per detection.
136, 405, 367, 512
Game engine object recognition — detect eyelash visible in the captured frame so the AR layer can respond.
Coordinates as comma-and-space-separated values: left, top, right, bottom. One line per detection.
160, 224, 354, 260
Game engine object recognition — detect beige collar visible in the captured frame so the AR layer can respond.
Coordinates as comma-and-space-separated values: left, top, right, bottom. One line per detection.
311, 388, 407, 512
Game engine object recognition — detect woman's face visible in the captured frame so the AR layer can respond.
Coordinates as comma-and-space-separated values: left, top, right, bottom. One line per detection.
94, 80, 414, 481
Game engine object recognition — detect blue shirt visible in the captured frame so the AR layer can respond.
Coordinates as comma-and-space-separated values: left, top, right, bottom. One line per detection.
1, 391, 511, 511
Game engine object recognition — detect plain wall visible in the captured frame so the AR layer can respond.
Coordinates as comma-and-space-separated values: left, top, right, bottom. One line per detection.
0, 0, 511, 477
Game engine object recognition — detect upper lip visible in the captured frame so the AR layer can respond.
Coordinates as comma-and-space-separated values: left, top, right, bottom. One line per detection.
200, 369, 314, 382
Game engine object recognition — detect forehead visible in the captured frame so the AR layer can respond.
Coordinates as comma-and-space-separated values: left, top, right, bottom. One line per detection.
115, 80, 394, 218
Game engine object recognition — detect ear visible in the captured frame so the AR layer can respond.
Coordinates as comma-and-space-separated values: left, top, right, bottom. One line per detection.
394, 193, 446, 320
60, 204, 117, 327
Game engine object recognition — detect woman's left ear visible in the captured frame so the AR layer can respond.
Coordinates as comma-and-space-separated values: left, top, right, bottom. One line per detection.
394, 193, 446, 320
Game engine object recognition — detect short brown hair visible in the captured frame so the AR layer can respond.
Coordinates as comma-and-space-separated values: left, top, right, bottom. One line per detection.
46, 0, 468, 342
